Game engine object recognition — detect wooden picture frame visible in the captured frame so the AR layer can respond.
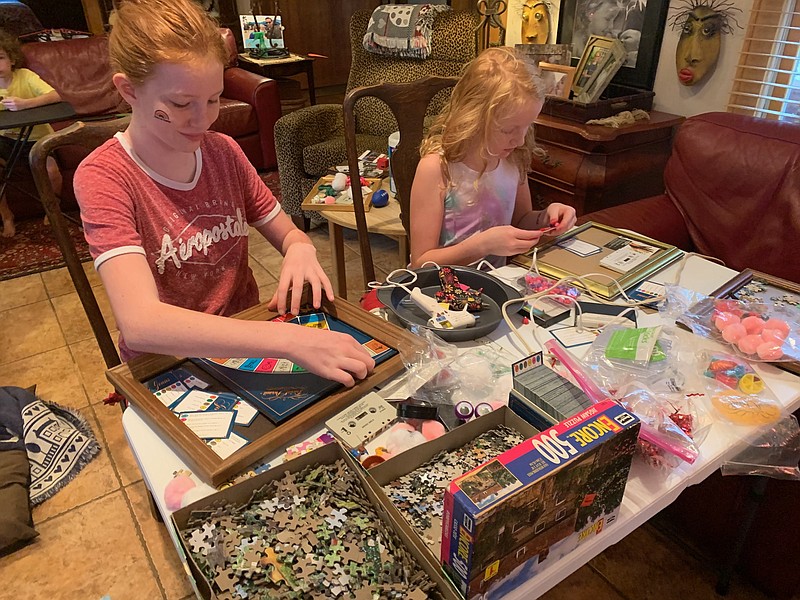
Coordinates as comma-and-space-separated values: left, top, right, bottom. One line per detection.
571, 35, 624, 100
510, 222, 684, 299
107, 298, 424, 486
710, 269, 800, 376
557, 0, 670, 90
514, 43, 572, 66
538, 62, 576, 99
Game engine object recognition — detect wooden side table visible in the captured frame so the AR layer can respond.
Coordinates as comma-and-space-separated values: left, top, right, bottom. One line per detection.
237, 53, 316, 112
303, 178, 407, 300
529, 111, 685, 216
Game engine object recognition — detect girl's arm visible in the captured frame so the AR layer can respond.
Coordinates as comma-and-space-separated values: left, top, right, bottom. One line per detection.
410, 155, 542, 266
511, 177, 577, 235
254, 210, 334, 315
97, 253, 373, 386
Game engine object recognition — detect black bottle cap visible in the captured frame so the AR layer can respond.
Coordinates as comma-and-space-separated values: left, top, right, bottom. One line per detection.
396, 400, 438, 420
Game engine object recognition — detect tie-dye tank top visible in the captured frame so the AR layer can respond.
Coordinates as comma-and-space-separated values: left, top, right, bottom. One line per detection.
439, 159, 519, 266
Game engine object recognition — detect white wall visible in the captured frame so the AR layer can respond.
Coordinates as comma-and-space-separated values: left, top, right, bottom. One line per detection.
652, 0, 754, 116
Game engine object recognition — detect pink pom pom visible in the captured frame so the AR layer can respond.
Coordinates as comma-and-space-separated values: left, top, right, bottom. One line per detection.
737, 334, 762, 355
164, 474, 196, 512
721, 323, 747, 343
324, 195, 336, 205
421, 420, 446, 440
764, 318, 790, 338
756, 341, 783, 360
741, 315, 766, 334
714, 312, 740, 331
761, 328, 788, 345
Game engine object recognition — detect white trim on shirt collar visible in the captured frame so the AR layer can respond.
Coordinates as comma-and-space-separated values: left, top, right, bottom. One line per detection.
114, 132, 202, 191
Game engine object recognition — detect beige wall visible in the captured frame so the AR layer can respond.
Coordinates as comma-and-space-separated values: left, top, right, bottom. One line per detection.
652, 0, 754, 116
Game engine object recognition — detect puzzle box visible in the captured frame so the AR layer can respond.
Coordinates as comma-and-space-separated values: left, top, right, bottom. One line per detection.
441, 400, 640, 599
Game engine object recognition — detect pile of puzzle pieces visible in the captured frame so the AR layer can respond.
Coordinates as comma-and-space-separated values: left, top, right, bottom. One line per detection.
382, 425, 526, 547
183, 460, 435, 599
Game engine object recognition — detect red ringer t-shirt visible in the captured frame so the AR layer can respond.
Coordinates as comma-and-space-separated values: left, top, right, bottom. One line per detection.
73, 131, 281, 361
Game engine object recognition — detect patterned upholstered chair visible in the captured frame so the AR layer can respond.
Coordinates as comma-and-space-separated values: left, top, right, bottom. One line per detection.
274, 8, 478, 225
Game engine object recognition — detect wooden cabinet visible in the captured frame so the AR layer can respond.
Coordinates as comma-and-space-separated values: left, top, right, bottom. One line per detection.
529, 111, 685, 216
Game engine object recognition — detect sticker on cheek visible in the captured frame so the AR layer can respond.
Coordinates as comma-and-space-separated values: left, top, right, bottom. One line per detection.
154, 109, 171, 123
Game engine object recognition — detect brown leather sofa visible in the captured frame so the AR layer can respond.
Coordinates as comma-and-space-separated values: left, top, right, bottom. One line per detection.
8, 29, 280, 220
579, 111, 800, 598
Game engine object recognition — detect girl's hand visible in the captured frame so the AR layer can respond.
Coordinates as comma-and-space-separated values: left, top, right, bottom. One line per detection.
545, 203, 577, 235
268, 242, 334, 315
289, 327, 375, 386
479, 225, 543, 257
0, 96, 31, 111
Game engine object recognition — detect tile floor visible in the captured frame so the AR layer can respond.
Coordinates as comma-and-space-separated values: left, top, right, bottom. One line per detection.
0, 225, 775, 600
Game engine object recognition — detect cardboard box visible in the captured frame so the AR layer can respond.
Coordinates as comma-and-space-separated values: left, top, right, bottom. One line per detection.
172, 442, 460, 600
365, 407, 540, 588
441, 400, 640, 599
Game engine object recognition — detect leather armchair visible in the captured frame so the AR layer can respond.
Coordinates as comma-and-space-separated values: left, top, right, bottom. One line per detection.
275, 9, 479, 220
9, 28, 280, 220
579, 111, 800, 598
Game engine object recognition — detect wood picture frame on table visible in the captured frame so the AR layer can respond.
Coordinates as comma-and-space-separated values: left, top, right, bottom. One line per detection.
107, 297, 423, 487
711, 268, 800, 376
511, 222, 684, 299
538, 62, 576, 99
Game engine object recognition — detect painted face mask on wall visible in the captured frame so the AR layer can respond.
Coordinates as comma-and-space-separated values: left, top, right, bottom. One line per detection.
669, 0, 742, 87
521, 0, 551, 44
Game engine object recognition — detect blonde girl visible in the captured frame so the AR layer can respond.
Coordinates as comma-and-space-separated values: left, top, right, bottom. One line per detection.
74, 0, 373, 385
410, 47, 576, 268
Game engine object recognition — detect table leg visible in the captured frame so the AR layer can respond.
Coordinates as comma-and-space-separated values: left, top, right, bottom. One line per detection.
0, 125, 33, 201
397, 234, 409, 269
329, 221, 347, 300
306, 61, 316, 106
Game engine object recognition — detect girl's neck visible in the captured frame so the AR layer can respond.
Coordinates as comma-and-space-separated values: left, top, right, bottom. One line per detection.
462, 148, 500, 172
0, 72, 13, 88
125, 119, 197, 183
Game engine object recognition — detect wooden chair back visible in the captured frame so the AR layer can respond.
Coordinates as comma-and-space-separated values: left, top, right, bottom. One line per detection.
343, 76, 459, 285
29, 117, 130, 370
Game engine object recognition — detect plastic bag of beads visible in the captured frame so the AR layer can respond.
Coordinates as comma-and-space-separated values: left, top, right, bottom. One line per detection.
679, 297, 800, 362
697, 350, 784, 427
721, 414, 800, 480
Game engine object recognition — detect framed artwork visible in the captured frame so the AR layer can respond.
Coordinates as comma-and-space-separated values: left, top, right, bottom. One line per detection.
711, 269, 800, 376
510, 222, 684, 299
539, 62, 577, 99
107, 298, 423, 486
556, 0, 670, 90
572, 35, 626, 102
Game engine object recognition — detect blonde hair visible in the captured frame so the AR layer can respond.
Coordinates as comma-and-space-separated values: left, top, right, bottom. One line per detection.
109, 0, 227, 84
420, 46, 545, 184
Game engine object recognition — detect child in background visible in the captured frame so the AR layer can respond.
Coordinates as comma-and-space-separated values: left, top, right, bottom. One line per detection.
73, 0, 374, 386
0, 29, 63, 237
410, 47, 576, 268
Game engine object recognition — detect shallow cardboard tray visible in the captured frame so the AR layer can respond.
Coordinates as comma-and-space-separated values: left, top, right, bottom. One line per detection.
376, 266, 521, 342
300, 175, 381, 212
172, 442, 461, 600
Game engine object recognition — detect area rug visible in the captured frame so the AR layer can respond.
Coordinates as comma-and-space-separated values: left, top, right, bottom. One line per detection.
0, 170, 283, 282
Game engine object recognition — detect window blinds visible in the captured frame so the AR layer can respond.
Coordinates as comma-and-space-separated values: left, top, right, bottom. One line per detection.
728, 0, 800, 121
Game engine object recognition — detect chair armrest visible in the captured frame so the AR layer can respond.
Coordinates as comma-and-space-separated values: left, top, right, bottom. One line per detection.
274, 103, 343, 183
577, 194, 695, 252
223, 67, 281, 170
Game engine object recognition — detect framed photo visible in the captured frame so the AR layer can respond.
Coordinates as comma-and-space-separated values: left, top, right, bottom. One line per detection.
515, 43, 572, 66
572, 35, 626, 102
510, 222, 684, 299
107, 298, 423, 486
711, 269, 800, 376
539, 62, 576, 99
556, 0, 670, 90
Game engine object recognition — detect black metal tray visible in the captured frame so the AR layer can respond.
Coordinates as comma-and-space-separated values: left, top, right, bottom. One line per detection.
376, 266, 522, 342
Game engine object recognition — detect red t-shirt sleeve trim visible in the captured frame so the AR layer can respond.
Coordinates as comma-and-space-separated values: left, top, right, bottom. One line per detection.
94, 245, 146, 271
250, 202, 282, 228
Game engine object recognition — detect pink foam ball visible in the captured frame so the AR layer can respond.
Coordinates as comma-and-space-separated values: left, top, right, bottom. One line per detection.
714, 312, 740, 331
421, 420, 446, 440
324, 195, 336, 204
721, 323, 747, 343
737, 334, 762, 355
741, 315, 766, 334
764, 318, 790, 338
756, 341, 783, 360
761, 328, 788, 345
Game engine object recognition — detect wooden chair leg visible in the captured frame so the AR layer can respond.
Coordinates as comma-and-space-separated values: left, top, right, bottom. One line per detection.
291, 213, 310, 232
